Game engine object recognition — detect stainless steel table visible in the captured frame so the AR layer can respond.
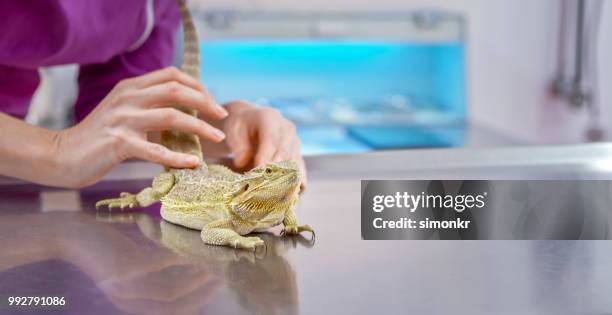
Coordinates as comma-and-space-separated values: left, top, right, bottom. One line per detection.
1, 144, 612, 315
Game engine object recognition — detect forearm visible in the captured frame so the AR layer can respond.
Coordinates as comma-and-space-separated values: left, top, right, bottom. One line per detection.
0, 113, 62, 186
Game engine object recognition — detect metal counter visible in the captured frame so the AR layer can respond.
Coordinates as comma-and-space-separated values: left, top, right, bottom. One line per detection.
1, 144, 612, 315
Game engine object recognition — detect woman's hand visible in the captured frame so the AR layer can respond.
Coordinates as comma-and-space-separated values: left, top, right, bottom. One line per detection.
54, 67, 227, 188
222, 101, 307, 188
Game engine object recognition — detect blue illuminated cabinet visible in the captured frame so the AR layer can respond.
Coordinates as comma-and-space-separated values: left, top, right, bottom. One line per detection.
195, 11, 466, 155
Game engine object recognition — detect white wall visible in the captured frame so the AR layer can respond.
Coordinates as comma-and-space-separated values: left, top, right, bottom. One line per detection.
194, 0, 611, 145
599, 4, 612, 142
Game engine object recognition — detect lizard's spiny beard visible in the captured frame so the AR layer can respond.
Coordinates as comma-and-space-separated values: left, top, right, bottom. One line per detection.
239, 190, 292, 212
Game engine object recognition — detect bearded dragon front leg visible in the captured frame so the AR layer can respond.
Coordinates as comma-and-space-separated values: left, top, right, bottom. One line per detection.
281, 208, 314, 237
201, 219, 265, 251
96, 172, 175, 210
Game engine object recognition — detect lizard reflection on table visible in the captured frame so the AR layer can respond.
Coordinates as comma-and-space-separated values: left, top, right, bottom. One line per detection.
0, 209, 308, 315
115, 211, 308, 315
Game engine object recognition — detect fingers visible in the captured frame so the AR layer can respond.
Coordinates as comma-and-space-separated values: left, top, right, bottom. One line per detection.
115, 66, 228, 120
127, 138, 200, 168
263, 119, 307, 189
298, 158, 307, 192
222, 105, 305, 187
294, 139, 308, 191
123, 67, 204, 92
251, 109, 282, 166
253, 127, 280, 167
265, 130, 307, 190
226, 123, 254, 168
136, 108, 225, 143
134, 82, 227, 120
271, 120, 296, 163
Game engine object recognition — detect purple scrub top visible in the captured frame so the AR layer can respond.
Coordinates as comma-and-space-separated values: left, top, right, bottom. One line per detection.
0, 0, 180, 121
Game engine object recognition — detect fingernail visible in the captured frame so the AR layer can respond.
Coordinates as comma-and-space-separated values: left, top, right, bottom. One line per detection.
217, 105, 228, 118
234, 157, 245, 168
239, 153, 252, 165
185, 155, 199, 165
213, 128, 226, 141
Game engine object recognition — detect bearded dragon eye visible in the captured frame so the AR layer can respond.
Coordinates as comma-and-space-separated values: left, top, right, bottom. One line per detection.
265, 168, 272, 174
244, 184, 249, 191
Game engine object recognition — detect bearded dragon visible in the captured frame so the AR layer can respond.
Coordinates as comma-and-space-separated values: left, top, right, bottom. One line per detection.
95, 0, 313, 250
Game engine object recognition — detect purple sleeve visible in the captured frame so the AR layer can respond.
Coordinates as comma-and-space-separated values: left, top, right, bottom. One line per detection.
74, 0, 181, 121
0, 0, 101, 119
0, 0, 180, 120
0, 66, 39, 119
0, 0, 150, 68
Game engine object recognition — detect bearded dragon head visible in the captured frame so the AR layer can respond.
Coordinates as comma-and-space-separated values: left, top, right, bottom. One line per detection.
229, 160, 301, 214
